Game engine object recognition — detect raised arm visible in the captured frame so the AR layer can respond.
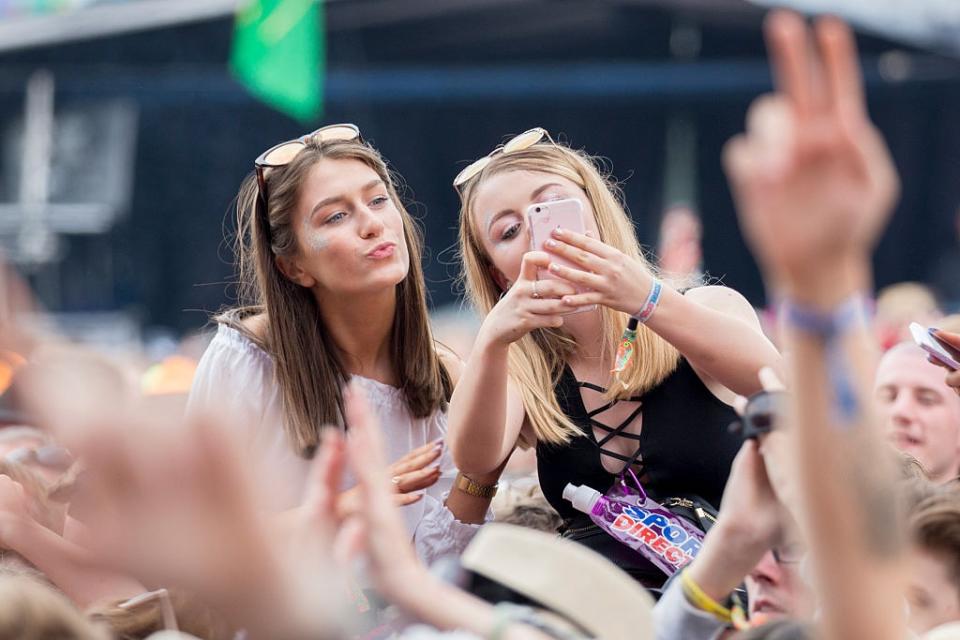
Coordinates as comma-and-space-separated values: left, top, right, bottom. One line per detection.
724, 10, 903, 640
448, 252, 571, 474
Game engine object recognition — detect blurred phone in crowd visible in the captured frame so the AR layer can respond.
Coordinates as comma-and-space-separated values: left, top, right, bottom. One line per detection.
910, 322, 960, 371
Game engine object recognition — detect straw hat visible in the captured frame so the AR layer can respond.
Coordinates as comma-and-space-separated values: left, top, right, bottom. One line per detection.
461, 523, 654, 640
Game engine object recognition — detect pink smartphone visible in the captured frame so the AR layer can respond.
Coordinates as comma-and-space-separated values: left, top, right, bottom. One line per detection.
527, 198, 595, 312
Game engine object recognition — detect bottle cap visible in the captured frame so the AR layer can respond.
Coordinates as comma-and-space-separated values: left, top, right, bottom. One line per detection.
562, 483, 602, 514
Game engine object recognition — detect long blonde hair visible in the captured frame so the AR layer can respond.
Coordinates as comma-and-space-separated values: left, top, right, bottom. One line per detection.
458, 143, 679, 447
223, 138, 452, 457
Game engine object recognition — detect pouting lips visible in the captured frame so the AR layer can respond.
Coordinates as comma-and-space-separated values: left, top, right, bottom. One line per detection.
367, 242, 396, 259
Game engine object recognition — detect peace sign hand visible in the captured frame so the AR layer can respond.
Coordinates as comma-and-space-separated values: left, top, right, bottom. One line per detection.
724, 11, 899, 305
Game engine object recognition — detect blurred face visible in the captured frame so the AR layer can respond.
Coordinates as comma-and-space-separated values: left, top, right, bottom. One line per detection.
907, 546, 960, 634
280, 158, 409, 300
745, 550, 814, 624
470, 170, 600, 291
875, 346, 960, 483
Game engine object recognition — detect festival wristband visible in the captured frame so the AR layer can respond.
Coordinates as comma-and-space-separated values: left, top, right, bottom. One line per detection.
631, 279, 663, 324
779, 293, 871, 341
680, 569, 733, 623
780, 293, 872, 425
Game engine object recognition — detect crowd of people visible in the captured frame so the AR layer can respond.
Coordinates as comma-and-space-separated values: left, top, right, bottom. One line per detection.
3, 8, 960, 640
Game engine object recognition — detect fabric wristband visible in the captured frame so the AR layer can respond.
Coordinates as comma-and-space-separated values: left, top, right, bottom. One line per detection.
779, 293, 870, 341
780, 293, 872, 425
631, 279, 663, 324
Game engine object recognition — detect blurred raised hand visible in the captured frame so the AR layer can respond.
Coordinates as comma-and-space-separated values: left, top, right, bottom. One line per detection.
723, 11, 899, 305
16, 346, 352, 638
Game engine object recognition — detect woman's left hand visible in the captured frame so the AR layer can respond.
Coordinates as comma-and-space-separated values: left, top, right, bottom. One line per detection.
543, 227, 654, 314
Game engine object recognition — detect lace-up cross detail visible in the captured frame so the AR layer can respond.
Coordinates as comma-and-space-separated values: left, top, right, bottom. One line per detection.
576, 380, 646, 469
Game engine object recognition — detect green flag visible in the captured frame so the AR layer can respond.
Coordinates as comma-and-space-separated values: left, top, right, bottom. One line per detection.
230, 0, 324, 122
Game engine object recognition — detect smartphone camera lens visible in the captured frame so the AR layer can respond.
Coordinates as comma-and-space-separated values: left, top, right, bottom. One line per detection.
535, 207, 541, 213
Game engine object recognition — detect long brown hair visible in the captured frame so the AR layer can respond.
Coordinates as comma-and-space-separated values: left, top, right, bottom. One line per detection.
457, 143, 679, 447
222, 138, 451, 456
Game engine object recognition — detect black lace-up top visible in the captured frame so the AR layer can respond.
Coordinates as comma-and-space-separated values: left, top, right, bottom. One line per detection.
536, 358, 742, 522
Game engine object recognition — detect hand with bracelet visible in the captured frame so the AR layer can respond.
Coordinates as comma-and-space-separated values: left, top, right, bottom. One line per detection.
543, 228, 660, 316
722, 10, 905, 640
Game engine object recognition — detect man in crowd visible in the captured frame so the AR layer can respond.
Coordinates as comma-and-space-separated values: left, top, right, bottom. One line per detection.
875, 343, 960, 484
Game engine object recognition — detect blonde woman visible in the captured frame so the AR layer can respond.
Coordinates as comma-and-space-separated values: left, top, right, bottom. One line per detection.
448, 131, 781, 586
189, 125, 496, 565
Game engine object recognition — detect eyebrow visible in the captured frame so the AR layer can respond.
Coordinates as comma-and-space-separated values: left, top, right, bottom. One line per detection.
308, 179, 386, 220
485, 182, 564, 235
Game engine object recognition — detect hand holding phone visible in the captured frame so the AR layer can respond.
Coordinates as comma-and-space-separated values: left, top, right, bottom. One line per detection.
527, 199, 596, 314
910, 322, 960, 370
527, 198, 588, 289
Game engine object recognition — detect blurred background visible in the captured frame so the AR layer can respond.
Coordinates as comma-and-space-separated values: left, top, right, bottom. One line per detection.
0, 0, 958, 378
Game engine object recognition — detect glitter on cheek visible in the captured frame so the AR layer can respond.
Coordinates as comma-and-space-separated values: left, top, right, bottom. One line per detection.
301, 214, 330, 252
305, 230, 329, 252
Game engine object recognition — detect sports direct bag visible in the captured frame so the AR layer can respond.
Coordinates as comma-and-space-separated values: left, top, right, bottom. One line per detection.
563, 470, 706, 577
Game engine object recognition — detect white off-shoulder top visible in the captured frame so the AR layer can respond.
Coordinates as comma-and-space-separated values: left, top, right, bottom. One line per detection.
187, 324, 482, 566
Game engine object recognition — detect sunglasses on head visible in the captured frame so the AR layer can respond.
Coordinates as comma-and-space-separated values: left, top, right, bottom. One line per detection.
254, 123, 362, 204
453, 127, 554, 190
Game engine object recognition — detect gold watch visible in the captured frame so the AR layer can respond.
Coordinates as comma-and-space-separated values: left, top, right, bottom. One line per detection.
454, 472, 499, 499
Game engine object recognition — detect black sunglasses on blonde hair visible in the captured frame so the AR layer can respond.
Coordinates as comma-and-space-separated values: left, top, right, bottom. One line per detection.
254, 123, 361, 204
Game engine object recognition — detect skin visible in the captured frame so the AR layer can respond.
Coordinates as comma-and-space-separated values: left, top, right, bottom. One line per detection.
336, 383, 552, 640
274, 157, 498, 524
723, 9, 904, 640
254, 159, 445, 513
907, 547, 960, 635
745, 550, 814, 623
276, 158, 410, 384
448, 166, 781, 475
678, 370, 811, 628
875, 345, 960, 484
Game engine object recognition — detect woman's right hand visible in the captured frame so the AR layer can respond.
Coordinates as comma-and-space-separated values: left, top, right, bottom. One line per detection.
477, 251, 578, 348
334, 438, 443, 519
